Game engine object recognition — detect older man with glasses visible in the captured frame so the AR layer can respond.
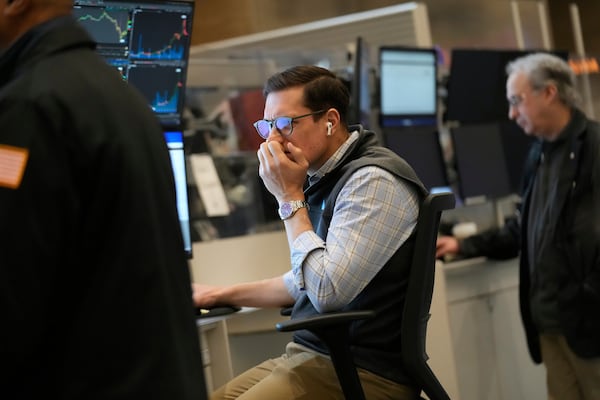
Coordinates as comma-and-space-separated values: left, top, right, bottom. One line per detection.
436, 53, 600, 400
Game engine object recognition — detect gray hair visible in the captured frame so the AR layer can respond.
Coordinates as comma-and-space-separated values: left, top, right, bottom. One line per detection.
506, 52, 579, 108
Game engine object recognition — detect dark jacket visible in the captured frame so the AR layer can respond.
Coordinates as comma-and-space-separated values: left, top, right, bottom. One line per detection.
291, 127, 428, 385
0, 17, 206, 398
460, 109, 600, 363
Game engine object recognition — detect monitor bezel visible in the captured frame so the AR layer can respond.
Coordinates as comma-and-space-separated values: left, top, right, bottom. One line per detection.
349, 36, 372, 129
382, 126, 450, 192
163, 129, 194, 259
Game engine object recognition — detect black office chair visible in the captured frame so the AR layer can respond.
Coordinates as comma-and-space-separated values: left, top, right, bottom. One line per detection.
276, 192, 455, 400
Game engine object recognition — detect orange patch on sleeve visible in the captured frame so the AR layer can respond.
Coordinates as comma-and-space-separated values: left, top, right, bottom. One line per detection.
0, 144, 29, 189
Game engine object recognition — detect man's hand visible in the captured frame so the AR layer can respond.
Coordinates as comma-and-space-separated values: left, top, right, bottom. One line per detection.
257, 141, 308, 203
191, 283, 222, 308
436, 235, 460, 259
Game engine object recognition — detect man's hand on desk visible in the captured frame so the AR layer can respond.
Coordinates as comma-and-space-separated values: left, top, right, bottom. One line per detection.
192, 283, 223, 309
436, 235, 460, 260
192, 284, 242, 318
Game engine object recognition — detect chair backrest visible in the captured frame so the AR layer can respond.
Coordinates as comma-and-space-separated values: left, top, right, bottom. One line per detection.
401, 192, 455, 400
276, 192, 455, 400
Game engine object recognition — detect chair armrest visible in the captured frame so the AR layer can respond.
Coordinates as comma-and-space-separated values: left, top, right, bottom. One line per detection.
275, 310, 375, 400
276, 310, 375, 332
280, 306, 293, 316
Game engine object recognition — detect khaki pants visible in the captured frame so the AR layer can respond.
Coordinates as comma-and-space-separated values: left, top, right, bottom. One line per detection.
211, 342, 419, 400
540, 334, 600, 400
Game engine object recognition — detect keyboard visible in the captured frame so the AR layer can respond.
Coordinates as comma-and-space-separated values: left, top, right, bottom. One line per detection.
195, 306, 241, 319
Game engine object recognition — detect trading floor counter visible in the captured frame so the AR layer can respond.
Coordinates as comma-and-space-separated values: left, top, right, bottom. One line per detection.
442, 257, 547, 400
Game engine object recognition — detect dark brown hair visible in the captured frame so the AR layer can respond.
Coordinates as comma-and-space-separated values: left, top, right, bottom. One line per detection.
263, 65, 350, 128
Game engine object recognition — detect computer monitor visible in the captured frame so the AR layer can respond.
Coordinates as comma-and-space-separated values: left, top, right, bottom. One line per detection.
378, 47, 437, 128
348, 36, 372, 129
444, 49, 569, 124
164, 131, 192, 257
73, 0, 194, 128
383, 126, 450, 192
451, 123, 513, 203
74, 0, 195, 256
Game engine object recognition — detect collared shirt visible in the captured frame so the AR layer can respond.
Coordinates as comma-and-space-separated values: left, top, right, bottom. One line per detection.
283, 131, 420, 312
527, 125, 572, 333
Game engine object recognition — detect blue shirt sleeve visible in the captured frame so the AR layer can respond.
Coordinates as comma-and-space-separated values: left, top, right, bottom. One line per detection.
284, 166, 419, 312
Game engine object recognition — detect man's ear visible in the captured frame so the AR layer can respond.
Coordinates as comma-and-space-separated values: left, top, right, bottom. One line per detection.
543, 82, 559, 104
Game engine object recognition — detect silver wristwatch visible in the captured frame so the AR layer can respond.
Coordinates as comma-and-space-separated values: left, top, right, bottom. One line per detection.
278, 200, 310, 220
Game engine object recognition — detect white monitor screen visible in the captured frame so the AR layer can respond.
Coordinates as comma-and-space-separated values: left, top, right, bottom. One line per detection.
164, 131, 192, 257
379, 47, 437, 127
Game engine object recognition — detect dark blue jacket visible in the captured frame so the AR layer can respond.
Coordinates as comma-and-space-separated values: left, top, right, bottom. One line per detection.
0, 16, 206, 398
461, 109, 600, 362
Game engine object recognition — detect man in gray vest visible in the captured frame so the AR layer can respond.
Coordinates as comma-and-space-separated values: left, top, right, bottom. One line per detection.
193, 65, 428, 399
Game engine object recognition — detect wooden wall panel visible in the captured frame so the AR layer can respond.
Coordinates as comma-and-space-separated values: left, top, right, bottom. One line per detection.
191, 0, 599, 56
192, 0, 259, 44
547, 0, 600, 55
190, 0, 399, 45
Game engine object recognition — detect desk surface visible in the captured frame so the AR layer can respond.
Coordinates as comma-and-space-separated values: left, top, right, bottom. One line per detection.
442, 256, 519, 304
442, 256, 488, 272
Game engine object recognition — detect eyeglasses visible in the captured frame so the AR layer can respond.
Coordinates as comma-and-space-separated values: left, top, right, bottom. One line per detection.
253, 110, 325, 139
508, 93, 526, 107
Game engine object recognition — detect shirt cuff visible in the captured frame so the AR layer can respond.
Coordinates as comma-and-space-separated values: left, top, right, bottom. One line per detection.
289, 230, 326, 292
283, 271, 302, 300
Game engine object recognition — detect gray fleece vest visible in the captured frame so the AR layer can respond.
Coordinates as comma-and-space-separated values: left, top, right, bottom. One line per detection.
291, 127, 427, 385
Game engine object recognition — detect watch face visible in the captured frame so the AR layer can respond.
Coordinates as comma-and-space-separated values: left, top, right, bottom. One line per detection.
279, 202, 293, 219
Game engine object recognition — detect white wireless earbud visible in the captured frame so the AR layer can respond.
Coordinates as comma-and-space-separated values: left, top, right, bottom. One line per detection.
326, 122, 333, 136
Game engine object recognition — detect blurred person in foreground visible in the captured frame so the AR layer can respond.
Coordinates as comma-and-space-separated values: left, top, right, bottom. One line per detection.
193, 65, 428, 399
436, 52, 600, 400
0, 0, 206, 398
